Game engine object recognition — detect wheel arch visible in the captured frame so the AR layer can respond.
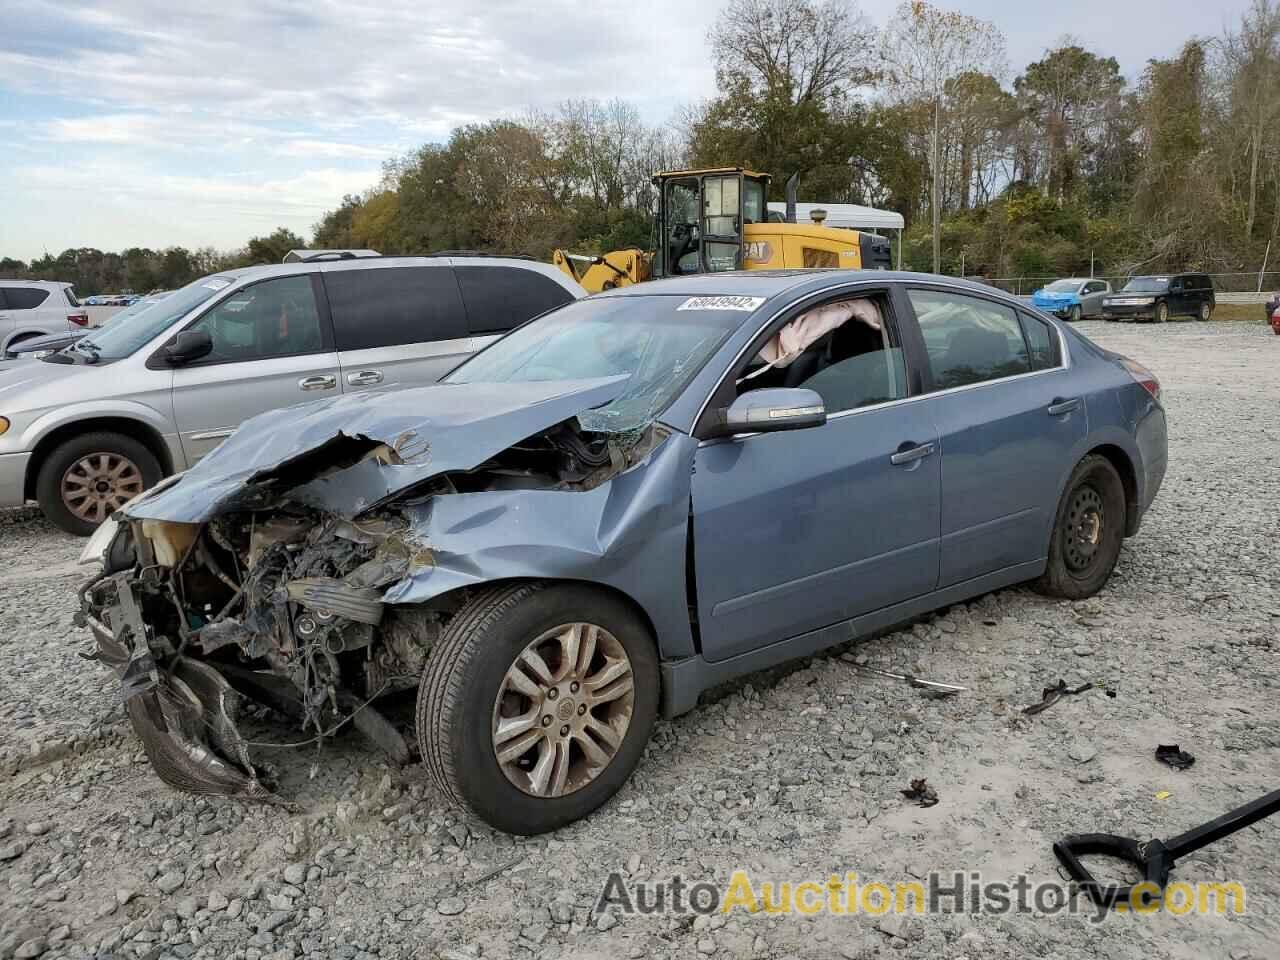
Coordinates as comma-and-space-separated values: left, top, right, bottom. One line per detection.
25, 417, 176, 500
422, 575, 663, 650
1084, 442, 1141, 536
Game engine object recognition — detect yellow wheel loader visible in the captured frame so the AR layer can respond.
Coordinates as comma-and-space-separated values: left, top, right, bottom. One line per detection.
552, 168, 892, 294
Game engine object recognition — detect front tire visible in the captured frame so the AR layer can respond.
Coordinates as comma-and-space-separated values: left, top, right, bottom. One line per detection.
35, 432, 161, 536
417, 582, 659, 834
1069, 304, 1083, 323
1033, 455, 1126, 600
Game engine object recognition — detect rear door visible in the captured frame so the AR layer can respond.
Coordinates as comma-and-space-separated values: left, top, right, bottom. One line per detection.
323, 263, 471, 394
453, 263, 578, 351
168, 274, 341, 463
2, 285, 56, 339
902, 286, 1086, 588
0, 288, 11, 344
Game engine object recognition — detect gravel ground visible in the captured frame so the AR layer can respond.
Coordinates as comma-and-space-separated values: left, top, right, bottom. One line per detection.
1, 320, 1278, 960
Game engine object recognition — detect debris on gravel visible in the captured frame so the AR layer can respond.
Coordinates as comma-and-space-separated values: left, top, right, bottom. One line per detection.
2, 321, 1278, 959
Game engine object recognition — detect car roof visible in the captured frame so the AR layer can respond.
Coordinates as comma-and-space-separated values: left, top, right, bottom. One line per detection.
596, 269, 1023, 303
216, 255, 580, 291
0, 279, 73, 288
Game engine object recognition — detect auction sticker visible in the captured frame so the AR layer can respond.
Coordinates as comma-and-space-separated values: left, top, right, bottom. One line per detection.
677, 295, 765, 312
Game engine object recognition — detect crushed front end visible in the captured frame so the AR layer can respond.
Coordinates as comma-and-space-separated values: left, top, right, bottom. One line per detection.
75, 379, 670, 801
77, 506, 437, 798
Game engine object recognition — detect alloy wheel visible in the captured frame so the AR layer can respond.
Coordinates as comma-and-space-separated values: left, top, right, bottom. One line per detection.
492, 622, 635, 798
1063, 486, 1105, 573
60, 453, 144, 523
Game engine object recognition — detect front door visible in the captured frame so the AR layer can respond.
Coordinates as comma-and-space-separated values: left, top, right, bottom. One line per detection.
902, 287, 1087, 588
170, 274, 341, 464
690, 307, 940, 663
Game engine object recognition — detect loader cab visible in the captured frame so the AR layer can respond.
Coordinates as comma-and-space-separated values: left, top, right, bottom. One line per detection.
654, 168, 769, 278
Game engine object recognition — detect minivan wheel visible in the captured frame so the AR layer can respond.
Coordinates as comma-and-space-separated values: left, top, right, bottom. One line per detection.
417, 582, 658, 835
1198, 301, 1213, 321
1155, 301, 1169, 323
35, 432, 162, 536
1033, 455, 1126, 600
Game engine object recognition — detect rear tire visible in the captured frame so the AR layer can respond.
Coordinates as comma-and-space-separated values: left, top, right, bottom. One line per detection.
1033, 455, 1126, 600
1069, 304, 1082, 323
35, 432, 161, 536
1198, 301, 1213, 322
417, 582, 659, 834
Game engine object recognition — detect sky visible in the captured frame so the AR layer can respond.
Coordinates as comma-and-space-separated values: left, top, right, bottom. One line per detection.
0, 0, 1253, 261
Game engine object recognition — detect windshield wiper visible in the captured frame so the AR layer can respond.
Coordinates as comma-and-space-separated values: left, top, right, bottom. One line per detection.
73, 340, 102, 364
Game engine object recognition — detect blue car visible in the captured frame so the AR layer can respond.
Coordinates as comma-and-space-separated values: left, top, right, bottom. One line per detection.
1031, 278, 1112, 321
81, 270, 1167, 833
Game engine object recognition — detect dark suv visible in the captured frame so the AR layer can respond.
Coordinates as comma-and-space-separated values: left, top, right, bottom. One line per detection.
1102, 273, 1215, 323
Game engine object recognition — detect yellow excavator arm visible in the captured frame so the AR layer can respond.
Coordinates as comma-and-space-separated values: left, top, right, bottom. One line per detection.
552, 248, 652, 294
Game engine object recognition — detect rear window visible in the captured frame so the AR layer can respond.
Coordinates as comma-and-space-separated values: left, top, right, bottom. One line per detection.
323, 266, 467, 351
454, 265, 575, 335
1122, 277, 1169, 293
3, 287, 51, 310
64, 286, 80, 307
1020, 312, 1060, 370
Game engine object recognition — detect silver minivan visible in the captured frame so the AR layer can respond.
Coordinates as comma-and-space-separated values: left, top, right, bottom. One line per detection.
0, 256, 583, 533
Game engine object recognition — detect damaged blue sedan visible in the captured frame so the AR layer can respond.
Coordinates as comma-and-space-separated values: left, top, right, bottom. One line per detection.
79, 271, 1167, 834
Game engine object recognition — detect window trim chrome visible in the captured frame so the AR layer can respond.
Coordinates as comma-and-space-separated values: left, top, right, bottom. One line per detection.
692, 277, 1072, 437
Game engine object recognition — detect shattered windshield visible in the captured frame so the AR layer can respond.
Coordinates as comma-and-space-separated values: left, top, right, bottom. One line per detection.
445, 294, 748, 432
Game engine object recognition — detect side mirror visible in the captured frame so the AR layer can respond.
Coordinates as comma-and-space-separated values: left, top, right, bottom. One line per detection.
165, 330, 213, 366
717, 388, 826, 436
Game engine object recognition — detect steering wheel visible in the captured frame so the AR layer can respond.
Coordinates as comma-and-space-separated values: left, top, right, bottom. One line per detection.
669, 223, 699, 274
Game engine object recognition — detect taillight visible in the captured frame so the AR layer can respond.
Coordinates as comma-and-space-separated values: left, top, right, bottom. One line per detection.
1120, 357, 1160, 400
68, 312, 89, 327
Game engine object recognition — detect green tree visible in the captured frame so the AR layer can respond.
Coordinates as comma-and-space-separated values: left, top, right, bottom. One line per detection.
245, 228, 306, 265
1014, 45, 1126, 202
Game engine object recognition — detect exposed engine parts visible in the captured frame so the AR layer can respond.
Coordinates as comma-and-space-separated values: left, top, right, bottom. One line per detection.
79, 414, 661, 799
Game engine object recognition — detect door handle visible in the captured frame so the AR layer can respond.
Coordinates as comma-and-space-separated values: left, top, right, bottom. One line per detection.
346, 370, 384, 386
890, 441, 936, 466
1048, 397, 1081, 416
298, 374, 337, 391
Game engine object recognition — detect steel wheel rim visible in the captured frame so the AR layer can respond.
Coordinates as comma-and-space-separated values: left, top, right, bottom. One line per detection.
492, 622, 635, 799
61, 453, 144, 523
1064, 486, 1105, 572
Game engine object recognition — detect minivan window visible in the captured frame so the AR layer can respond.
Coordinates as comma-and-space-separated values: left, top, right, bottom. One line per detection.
324, 266, 466, 351
4, 287, 51, 310
908, 289, 1031, 390
187, 275, 323, 362
76, 275, 232, 360
454, 265, 575, 335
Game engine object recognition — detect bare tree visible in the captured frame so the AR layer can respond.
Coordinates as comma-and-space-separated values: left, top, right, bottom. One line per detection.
1221, 0, 1280, 241
880, 0, 1006, 271
709, 0, 876, 105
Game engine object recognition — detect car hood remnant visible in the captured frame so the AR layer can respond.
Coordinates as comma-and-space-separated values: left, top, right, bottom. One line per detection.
126, 376, 629, 523
79, 372, 693, 801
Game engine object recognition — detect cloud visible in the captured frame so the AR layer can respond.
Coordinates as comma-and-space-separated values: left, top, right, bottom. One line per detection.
0, 0, 718, 128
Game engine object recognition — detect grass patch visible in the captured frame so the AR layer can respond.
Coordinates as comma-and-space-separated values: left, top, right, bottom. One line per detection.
1213, 303, 1269, 322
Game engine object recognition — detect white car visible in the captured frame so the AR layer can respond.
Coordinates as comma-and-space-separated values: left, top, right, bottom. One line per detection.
0, 281, 90, 354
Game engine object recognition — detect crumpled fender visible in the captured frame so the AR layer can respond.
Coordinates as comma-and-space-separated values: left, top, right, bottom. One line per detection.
383, 430, 699, 660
